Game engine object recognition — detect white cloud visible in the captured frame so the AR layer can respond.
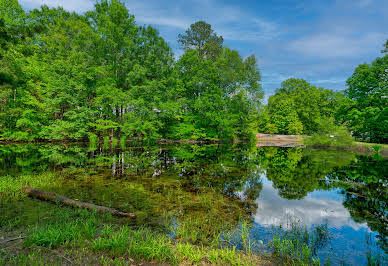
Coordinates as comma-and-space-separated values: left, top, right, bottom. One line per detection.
124, 0, 279, 42
17, 0, 386, 97
254, 183, 367, 231
135, 16, 188, 29
288, 32, 385, 58
19, 0, 280, 43
219, 19, 279, 42
314, 78, 347, 84
20, 0, 94, 12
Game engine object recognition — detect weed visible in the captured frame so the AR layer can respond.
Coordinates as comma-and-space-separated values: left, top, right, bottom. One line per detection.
93, 226, 174, 263
24, 214, 98, 248
268, 218, 330, 264
240, 220, 255, 254
365, 233, 387, 266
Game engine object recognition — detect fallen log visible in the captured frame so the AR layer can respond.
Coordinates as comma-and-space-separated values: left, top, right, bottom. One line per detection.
21, 187, 136, 219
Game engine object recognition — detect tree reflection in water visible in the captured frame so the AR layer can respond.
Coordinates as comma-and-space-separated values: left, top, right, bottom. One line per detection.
0, 142, 386, 255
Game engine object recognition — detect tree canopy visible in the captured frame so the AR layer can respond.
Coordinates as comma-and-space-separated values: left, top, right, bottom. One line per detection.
178, 21, 223, 60
260, 78, 342, 135
0, 0, 386, 144
336, 48, 388, 143
382, 40, 388, 54
0, 0, 262, 142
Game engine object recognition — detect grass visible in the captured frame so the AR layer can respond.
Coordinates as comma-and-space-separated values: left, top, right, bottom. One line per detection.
355, 141, 388, 154
355, 142, 388, 149
268, 220, 330, 265
0, 170, 270, 265
365, 233, 388, 266
92, 226, 175, 263
0, 169, 343, 265
3, 164, 383, 265
24, 213, 99, 248
0, 172, 63, 202
1, 206, 268, 265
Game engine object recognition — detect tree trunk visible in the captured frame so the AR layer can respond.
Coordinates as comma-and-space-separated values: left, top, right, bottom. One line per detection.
21, 187, 136, 219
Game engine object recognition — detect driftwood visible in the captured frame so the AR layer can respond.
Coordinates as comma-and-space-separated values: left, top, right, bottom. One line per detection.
1, 236, 26, 244
21, 187, 136, 219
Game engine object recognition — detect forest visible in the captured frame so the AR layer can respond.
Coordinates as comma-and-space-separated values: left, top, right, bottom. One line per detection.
0, 0, 387, 144
1, 1, 387, 265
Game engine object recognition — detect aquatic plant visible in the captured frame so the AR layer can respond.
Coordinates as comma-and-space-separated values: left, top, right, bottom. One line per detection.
268, 219, 330, 264
366, 233, 388, 266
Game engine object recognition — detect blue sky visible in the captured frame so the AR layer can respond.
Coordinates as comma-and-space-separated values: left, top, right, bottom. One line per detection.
19, 0, 387, 98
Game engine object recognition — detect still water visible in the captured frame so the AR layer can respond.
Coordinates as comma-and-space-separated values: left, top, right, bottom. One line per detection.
0, 142, 386, 265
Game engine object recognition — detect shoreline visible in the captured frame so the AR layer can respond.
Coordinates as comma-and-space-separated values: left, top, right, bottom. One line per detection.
256, 133, 388, 156
1, 136, 387, 157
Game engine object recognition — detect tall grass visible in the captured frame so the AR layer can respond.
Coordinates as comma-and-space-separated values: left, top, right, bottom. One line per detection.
0, 173, 62, 202
93, 226, 174, 263
365, 233, 387, 266
269, 221, 329, 265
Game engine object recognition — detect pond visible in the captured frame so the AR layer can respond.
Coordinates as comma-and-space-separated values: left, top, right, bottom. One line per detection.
0, 142, 387, 265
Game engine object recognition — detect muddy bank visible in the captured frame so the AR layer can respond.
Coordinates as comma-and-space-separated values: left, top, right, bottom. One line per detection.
256, 133, 304, 142
256, 133, 304, 148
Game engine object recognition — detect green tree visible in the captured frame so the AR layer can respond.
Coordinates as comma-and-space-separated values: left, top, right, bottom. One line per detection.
382, 40, 388, 53
264, 78, 339, 135
327, 155, 388, 251
266, 96, 303, 134
0, 1, 261, 142
0, 0, 25, 27
305, 117, 354, 147
337, 48, 388, 143
178, 21, 223, 60
170, 46, 262, 140
257, 147, 355, 200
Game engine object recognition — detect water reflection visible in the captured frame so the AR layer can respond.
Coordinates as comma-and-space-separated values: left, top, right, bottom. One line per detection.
0, 142, 386, 263
254, 179, 366, 231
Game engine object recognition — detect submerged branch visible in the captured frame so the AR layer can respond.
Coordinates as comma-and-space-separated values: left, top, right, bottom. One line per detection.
21, 187, 136, 219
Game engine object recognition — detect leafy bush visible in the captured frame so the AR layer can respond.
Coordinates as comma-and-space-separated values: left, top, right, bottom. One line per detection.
304, 118, 354, 147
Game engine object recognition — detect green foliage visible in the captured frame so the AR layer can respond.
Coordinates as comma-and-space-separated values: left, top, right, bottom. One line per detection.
169, 47, 262, 140
0, 1, 262, 142
270, 221, 329, 265
263, 78, 342, 135
93, 226, 174, 263
381, 40, 388, 53
336, 49, 388, 143
0, 0, 25, 28
266, 96, 303, 134
178, 21, 223, 60
305, 118, 354, 147
257, 147, 355, 199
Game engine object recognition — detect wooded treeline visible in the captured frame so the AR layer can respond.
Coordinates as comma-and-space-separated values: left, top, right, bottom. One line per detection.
0, 0, 262, 142
0, 0, 387, 143
258, 42, 387, 144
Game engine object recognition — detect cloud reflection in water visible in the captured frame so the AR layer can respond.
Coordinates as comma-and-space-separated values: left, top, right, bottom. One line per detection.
253, 180, 368, 231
